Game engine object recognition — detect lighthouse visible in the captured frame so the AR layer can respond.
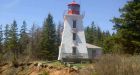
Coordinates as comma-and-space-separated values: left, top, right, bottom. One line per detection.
58, 1, 102, 62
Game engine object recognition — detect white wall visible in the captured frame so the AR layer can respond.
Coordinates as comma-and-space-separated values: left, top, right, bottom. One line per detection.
87, 48, 102, 59
58, 14, 88, 60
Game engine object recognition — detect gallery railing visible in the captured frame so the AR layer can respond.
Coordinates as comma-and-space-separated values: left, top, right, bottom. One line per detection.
63, 10, 85, 17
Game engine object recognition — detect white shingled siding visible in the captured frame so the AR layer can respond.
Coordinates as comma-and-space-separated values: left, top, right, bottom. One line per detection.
58, 14, 88, 60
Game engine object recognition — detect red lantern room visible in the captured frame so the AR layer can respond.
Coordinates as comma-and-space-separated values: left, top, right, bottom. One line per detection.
68, 1, 80, 15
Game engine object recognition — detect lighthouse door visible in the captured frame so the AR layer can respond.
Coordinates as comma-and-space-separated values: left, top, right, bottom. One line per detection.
72, 47, 76, 55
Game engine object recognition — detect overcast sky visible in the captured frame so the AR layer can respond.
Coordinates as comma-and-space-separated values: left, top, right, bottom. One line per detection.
0, 0, 128, 33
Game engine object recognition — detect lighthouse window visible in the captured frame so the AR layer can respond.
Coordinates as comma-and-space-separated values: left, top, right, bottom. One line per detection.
73, 20, 76, 28
72, 47, 76, 55
73, 33, 76, 40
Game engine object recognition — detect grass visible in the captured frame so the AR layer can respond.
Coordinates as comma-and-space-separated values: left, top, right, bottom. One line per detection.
2, 54, 140, 75
39, 71, 49, 75
72, 63, 90, 68
95, 54, 140, 75
49, 61, 64, 68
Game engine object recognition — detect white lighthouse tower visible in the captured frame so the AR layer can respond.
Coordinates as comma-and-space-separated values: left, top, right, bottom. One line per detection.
58, 1, 89, 61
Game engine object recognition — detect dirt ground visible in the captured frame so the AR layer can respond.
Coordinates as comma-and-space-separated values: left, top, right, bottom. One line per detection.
0, 62, 95, 75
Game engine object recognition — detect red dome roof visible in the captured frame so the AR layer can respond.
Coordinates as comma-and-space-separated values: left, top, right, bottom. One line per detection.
68, 1, 80, 6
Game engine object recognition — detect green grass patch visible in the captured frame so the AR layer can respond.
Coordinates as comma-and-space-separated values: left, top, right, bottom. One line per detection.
72, 63, 90, 68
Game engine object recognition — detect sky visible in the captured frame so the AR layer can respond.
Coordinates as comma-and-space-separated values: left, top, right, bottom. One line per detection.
0, 0, 128, 33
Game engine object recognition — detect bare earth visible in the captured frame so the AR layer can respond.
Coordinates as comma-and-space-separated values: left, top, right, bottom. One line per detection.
0, 62, 95, 75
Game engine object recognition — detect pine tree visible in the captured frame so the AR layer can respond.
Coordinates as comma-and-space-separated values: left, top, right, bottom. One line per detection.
96, 26, 102, 46
40, 14, 57, 60
112, 0, 140, 54
30, 24, 36, 56
85, 22, 102, 45
105, 30, 111, 37
29, 24, 40, 58
56, 22, 63, 46
19, 21, 29, 54
0, 25, 3, 53
0, 25, 3, 59
9, 20, 19, 60
85, 22, 95, 44
4, 24, 10, 54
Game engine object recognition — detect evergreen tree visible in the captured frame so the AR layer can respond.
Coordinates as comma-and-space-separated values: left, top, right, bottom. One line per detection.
0, 25, 3, 53
112, 0, 140, 54
85, 21, 114, 53
19, 21, 29, 54
85, 22, 103, 46
85, 22, 95, 44
0, 25, 3, 59
29, 24, 36, 58
29, 24, 42, 59
9, 20, 19, 60
4, 24, 10, 53
105, 30, 111, 37
96, 26, 102, 46
112, 32, 116, 36
40, 14, 57, 60
56, 22, 63, 46
91, 22, 98, 45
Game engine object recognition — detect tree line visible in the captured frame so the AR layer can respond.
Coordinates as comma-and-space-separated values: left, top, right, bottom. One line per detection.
0, 13, 111, 62
85, 0, 140, 55
0, 14, 62, 62
85, 22, 112, 48
0, 0, 139, 62
104, 0, 140, 54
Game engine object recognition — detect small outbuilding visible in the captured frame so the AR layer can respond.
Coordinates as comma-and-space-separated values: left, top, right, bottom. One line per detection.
86, 43, 102, 60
